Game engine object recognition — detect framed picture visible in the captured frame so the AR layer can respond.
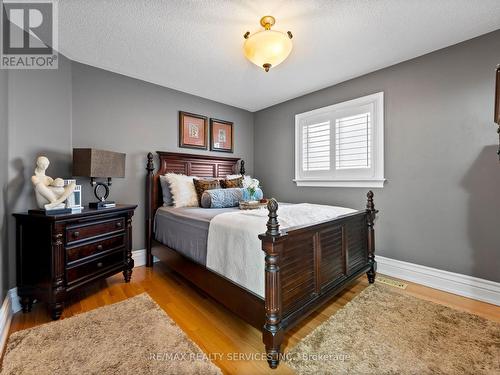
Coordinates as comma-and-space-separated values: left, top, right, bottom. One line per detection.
179, 111, 208, 149
210, 118, 234, 153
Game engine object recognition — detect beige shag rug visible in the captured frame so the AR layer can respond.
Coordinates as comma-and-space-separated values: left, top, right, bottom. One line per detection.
287, 284, 500, 375
1, 293, 221, 375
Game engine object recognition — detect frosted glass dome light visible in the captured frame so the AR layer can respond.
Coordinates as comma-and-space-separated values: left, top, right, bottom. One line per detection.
243, 16, 293, 72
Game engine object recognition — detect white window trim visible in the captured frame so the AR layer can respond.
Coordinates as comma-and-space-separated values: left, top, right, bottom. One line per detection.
294, 92, 385, 188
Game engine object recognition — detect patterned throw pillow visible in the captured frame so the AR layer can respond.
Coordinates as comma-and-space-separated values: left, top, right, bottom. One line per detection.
226, 174, 255, 188
200, 187, 264, 208
193, 178, 220, 206
220, 176, 243, 189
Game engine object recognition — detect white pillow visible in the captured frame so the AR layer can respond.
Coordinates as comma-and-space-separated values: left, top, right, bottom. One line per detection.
226, 174, 255, 189
165, 173, 198, 208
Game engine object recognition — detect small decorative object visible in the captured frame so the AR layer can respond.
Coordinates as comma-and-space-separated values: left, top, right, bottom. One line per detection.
239, 200, 268, 210
179, 111, 208, 149
210, 118, 233, 153
495, 65, 500, 161
243, 16, 293, 72
246, 178, 260, 202
72, 148, 126, 209
64, 179, 83, 213
31, 156, 76, 212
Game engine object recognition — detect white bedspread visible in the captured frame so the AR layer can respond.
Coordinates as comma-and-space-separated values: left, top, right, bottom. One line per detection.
206, 203, 356, 298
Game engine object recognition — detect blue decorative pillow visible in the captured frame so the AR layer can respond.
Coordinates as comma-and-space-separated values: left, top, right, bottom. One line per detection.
201, 188, 263, 208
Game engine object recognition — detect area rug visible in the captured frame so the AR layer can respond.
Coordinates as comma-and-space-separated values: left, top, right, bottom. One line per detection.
1, 293, 221, 375
287, 284, 500, 375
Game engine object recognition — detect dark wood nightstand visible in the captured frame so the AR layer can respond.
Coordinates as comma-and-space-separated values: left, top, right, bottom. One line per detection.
13, 204, 137, 320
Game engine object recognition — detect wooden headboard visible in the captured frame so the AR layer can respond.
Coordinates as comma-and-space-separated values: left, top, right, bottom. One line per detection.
145, 151, 244, 265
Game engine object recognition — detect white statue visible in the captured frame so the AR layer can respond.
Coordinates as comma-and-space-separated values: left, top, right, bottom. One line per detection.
31, 156, 76, 210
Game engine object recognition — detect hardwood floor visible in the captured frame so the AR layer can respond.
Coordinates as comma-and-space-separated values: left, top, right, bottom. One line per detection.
8, 263, 500, 374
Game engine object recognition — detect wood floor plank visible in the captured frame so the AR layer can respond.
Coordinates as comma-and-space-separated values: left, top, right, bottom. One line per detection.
7, 264, 499, 374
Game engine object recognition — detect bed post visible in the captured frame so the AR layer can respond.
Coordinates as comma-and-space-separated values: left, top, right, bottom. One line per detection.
145, 153, 155, 267
239, 160, 245, 175
366, 191, 378, 283
259, 198, 285, 369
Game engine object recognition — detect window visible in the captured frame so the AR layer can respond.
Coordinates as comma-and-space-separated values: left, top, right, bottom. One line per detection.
294, 92, 385, 188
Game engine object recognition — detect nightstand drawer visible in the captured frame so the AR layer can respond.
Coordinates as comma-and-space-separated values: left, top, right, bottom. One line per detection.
66, 250, 124, 285
66, 217, 125, 244
66, 234, 125, 264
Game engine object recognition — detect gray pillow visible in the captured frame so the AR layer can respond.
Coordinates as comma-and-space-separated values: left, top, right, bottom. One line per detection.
159, 175, 173, 206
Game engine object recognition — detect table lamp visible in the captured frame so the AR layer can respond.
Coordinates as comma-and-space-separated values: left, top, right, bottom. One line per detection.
72, 148, 126, 209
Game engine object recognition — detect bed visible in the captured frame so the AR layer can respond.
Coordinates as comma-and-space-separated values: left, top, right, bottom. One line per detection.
145, 151, 378, 369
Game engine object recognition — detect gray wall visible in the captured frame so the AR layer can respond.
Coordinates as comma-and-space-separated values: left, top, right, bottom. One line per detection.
254, 30, 500, 282
5, 55, 73, 288
71, 62, 254, 252
1, 57, 253, 290
0, 69, 9, 301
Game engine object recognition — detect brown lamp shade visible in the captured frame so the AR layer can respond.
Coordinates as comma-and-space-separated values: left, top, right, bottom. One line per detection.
73, 148, 126, 178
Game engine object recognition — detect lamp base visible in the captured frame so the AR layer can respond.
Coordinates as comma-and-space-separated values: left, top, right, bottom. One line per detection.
89, 201, 116, 209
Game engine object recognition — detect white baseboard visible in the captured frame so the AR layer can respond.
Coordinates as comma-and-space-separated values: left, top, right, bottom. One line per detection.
9, 288, 21, 314
132, 249, 159, 268
376, 256, 500, 306
0, 291, 14, 356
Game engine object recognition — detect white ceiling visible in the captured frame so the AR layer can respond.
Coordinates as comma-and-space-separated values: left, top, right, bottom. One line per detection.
58, 0, 500, 112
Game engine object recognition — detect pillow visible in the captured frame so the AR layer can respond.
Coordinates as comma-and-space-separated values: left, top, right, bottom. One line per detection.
165, 173, 198, 208
193, 178, 220, 206
201, 187, 263, 208
226, 174, 256, 189
159, 175, 173, 206
200, 188, 242, 208
220, 176, 243, 189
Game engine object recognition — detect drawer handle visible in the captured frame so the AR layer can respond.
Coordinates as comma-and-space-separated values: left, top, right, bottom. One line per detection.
97, 262, 103, 268
73, 231, 80, 238
97, 245, 103, 251
116, 222, 122, 228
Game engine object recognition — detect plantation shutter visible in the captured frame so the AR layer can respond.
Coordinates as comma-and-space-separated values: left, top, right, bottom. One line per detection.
335, 113, 371, 169
302, 121, 330, 171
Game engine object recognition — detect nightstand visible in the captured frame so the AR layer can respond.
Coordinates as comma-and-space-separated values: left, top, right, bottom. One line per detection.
13, 204, 137, 320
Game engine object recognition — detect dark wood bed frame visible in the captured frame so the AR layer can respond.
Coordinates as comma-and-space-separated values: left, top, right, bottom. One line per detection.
145, 151, 377, 369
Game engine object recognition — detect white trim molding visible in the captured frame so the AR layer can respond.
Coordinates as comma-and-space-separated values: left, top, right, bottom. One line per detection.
376, 256, 500, 306
0, 293, 13, 356
132, 249, 159, 268
9, 288, 21, 314
293, 178, 386, 188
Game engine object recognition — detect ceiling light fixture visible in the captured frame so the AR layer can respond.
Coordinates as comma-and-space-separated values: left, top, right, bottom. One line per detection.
243, 16, 293, 72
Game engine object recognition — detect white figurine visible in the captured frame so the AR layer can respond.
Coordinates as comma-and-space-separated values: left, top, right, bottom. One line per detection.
31, 156, 75, 210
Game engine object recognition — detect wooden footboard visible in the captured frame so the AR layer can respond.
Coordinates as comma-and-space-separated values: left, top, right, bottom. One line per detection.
259, 193, 377, 368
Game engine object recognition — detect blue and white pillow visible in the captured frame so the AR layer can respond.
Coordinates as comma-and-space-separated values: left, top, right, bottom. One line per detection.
201, 188, 263, 208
